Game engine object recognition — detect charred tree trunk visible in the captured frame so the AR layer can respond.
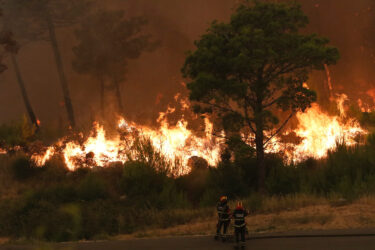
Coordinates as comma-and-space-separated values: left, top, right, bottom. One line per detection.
11, 53, 39, 130
113, 77, 124, 115
46, 16, 76, 128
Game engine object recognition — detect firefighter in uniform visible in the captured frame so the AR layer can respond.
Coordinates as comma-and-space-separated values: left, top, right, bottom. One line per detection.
233, 201, 248, 249
215, 196, 231, 241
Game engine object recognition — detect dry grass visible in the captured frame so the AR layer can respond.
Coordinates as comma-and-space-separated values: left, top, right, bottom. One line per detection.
117, 220, 217, 240
0, 238, 8, 244
117, 195, 375, 239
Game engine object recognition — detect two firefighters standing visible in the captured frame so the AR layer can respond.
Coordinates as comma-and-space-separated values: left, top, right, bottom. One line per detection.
215, 196, 249, 249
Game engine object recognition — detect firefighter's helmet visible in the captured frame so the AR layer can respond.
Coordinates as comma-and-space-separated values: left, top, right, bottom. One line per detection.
236, 201, 244, 210
220, 196, 227, 203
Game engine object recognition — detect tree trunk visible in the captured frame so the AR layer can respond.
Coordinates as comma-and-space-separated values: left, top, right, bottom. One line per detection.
11, 53, 39, 130
46, 16, 76, 128
255, 84, 266, 193
99, 76, 105, 114
112, 77, 124, 115
255, 120, 265, 194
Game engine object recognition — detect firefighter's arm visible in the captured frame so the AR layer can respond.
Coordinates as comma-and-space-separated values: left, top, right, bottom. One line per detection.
227, 208, 232, 219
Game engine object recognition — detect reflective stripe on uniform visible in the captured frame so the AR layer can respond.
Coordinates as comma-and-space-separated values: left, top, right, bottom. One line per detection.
233, 223, 246, 228
220, 218, 230, 221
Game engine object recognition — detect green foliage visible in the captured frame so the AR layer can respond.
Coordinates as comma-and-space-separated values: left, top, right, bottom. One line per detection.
0, 116, 37, 147
78, 174, 109, 201
121, 161, 187, 209
182, 1, 339, 190
3, 135, 375, 241
182, 1, 338, 128
80, 200, 119, 238
266, 164, 300, 195
207, 162, 248, 199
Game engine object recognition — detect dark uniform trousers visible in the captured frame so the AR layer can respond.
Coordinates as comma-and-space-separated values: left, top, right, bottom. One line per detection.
233, 208, 248, 247
216, 202, 230, 237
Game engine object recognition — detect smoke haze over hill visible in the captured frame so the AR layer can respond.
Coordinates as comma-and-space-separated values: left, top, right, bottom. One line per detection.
0, 0, 374, 128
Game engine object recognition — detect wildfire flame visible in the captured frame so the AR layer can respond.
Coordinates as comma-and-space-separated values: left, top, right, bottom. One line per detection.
31, 107, 223, 174
282, 103, 366, 162
30, 92, 369, 173
31, 147, 54, 166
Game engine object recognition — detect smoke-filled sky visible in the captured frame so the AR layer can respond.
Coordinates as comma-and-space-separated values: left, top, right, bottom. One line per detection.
0, 0, 374, 128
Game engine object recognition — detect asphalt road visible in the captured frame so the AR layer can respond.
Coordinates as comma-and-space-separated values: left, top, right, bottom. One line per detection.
2, 230, 375, 250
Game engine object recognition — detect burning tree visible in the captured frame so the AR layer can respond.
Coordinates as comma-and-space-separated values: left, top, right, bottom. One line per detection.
72, 10, 158, 115
182, 1, 339, 192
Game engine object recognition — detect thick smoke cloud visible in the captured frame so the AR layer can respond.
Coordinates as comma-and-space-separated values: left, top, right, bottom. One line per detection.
0, 0, 374, 127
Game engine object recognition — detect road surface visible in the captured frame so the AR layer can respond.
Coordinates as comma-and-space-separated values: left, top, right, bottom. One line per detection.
2, 230, 375, 250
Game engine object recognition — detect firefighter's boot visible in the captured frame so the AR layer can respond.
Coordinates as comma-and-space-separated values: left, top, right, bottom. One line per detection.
222, 235, 227, 242
240, 241, 246, 249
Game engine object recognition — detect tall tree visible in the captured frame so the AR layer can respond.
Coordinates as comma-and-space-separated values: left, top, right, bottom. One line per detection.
6, 0, 91, 128
0, 2, 42, 129
182, 1, 339, 192
72, 10, 157, 115
0, 29, 17, 74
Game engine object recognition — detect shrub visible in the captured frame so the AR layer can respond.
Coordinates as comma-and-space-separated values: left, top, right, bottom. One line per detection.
206, 162, 248, 199
266, 165, 300, 195
9, 154, 39, 180
0, 116, 37, 147
121, 161, 187, 209
80, 200, 119, 239
176, 167, 209, 205
77, 174, 109, 201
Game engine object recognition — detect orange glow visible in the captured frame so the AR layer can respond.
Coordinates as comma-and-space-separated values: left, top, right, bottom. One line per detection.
31, 147, 54, 166
32, 108, 223, 174
31, 92, 369, 172
285, 103, 365, 162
